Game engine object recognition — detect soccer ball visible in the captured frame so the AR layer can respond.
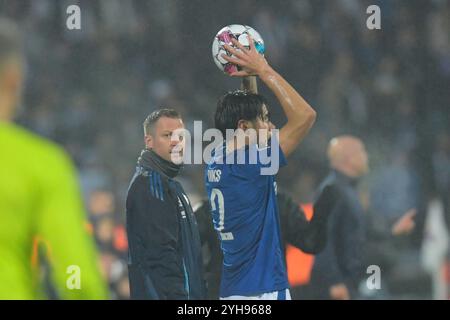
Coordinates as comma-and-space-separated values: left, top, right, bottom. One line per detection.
212, 24, 265, 75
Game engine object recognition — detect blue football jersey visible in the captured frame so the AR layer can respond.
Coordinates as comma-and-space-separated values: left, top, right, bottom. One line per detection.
205, 139, 289, 297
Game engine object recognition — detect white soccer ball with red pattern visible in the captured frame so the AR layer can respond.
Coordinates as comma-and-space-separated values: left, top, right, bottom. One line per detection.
212, 24, 265, 75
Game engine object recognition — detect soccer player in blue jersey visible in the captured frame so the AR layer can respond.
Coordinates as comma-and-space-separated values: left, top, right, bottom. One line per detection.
205, 35, 317, 300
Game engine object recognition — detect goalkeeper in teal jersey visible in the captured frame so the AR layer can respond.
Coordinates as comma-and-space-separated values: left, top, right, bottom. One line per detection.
0, 18, 108, 299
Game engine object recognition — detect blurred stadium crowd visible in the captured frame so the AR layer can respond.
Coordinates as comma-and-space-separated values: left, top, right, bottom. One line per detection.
2, 0, 449, 299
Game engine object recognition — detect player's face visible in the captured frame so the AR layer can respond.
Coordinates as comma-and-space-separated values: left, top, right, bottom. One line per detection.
145, 117, 185, 163
254, 105, 274, 146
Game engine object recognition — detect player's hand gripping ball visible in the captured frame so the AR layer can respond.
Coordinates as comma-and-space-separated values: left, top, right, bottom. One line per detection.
212, 24, 265, 75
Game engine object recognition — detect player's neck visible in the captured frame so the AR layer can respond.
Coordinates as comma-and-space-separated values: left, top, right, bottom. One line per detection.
225, 137, 249, 154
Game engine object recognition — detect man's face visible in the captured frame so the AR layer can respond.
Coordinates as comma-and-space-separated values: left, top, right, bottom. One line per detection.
352, 142, 369, 177
145, 117, 185, 163
253, 105, 274, 146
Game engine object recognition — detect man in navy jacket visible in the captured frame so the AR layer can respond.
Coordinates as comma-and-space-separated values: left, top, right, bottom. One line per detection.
126, 109, 206, 300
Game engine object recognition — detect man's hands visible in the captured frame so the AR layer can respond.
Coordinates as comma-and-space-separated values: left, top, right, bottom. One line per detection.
222, 35, 271, 77
329, 283, 350, 300
392, 208, 417, 236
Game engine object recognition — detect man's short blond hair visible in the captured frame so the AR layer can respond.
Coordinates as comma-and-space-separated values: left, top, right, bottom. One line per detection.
143, 108, 181, 136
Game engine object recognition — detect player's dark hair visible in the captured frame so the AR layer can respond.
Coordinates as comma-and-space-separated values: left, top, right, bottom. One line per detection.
215, 90, 268, 136
143, 108, 181, 135
0, 18, 23, 68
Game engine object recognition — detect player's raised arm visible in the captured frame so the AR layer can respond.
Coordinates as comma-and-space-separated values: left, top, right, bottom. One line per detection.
223, 36, 316, 157
241, 76, 258, 93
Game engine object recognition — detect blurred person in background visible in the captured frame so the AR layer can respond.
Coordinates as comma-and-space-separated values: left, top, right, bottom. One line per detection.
0, 18, 108, 299
308, 136, 417, 300
432, 132, 450, 231
126, 109, 206, 300
308, 136, 369, 300
87, 189, 130, 299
